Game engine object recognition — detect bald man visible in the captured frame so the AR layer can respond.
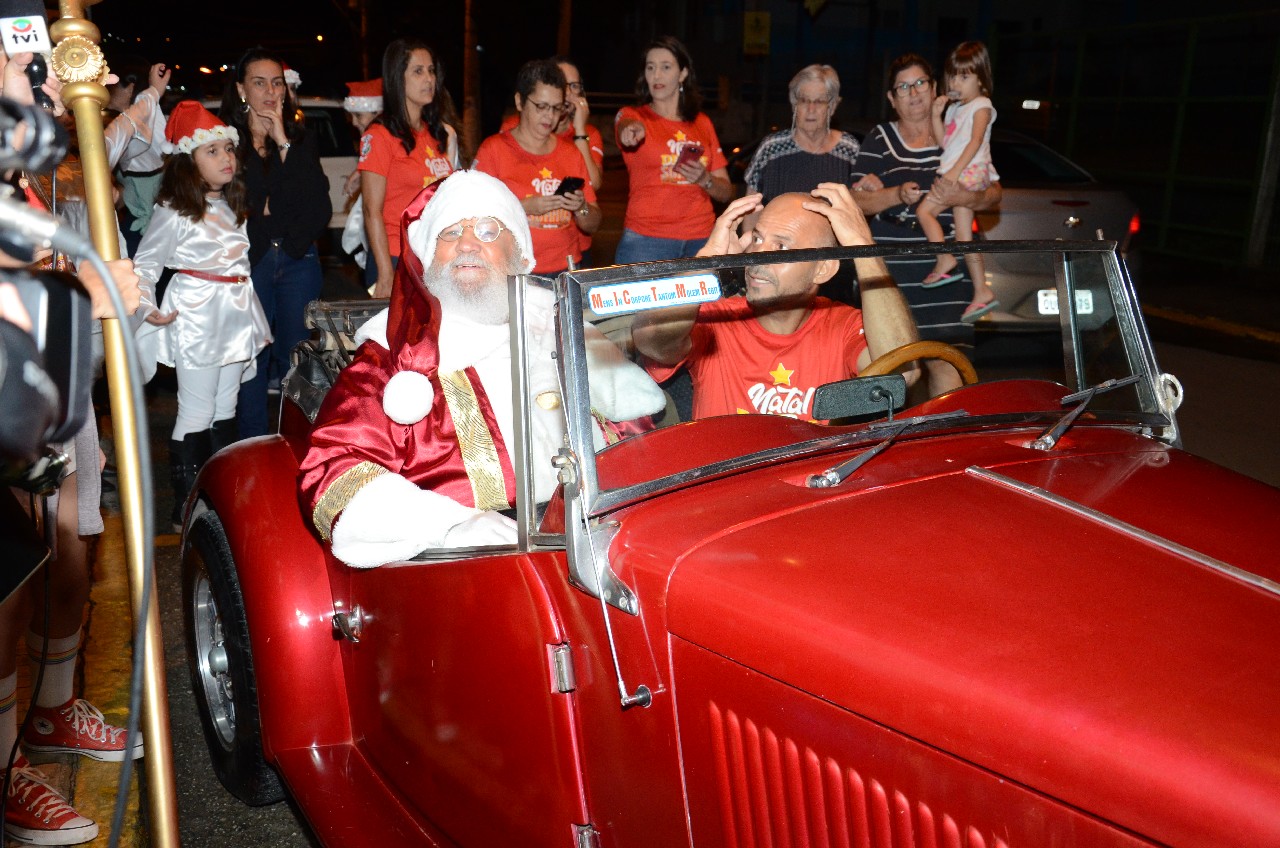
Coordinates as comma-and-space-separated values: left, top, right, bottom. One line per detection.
632, 183, 919, 419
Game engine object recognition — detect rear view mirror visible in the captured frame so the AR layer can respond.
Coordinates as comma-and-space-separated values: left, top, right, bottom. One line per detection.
813, 375, 906, 422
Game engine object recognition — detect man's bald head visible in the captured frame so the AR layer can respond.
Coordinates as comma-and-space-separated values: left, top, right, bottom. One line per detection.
759, 193, 838, 250
743, 192, 840, 312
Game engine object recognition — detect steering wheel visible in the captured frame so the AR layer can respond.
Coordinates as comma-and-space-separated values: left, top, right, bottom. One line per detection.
860, 340, 978, 385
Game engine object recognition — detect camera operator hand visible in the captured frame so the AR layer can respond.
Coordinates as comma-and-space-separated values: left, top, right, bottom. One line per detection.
0, 50, 64, 117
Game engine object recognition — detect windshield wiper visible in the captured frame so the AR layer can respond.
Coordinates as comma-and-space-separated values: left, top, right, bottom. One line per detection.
1032, 375, 1142, 451
807, 410, 967, 488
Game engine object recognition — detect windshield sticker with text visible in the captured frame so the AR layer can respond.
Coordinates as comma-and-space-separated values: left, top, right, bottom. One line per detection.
588, 274, 721, 316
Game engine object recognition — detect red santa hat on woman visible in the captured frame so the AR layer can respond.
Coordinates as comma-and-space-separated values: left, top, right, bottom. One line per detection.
344, 79, 383, 114
162, 100, 238, 155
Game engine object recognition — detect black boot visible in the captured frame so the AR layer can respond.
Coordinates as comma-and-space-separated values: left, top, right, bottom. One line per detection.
209, 418, 239, 455
169, 430, 212, 531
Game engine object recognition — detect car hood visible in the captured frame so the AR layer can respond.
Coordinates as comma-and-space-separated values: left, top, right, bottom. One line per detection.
645, 436, 1280, 845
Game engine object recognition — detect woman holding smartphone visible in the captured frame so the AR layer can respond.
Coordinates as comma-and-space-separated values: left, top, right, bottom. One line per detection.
613, 35, 733, 265
473, 59, 600, 275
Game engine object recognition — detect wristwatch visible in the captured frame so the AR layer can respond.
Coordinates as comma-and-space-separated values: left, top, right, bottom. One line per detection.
573, 134, 589, 141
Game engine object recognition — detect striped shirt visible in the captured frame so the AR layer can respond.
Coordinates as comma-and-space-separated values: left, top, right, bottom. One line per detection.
744, 130, 861, 205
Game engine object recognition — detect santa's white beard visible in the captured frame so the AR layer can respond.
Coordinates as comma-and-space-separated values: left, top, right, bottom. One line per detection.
424, 254, 520, 325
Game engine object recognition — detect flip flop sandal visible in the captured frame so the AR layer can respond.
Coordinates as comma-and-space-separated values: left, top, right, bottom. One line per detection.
961, 299, 1001, 323
921, 270, 964, 288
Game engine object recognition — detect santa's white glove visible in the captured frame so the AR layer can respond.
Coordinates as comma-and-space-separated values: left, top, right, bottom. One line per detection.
331, 472, 484, 568
442, 511, 518, 547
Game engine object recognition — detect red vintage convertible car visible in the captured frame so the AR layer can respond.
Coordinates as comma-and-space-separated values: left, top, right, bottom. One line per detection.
181, 240, 1280, 847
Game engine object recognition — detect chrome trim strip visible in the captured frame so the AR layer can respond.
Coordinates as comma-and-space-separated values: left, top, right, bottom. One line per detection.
966, 466, 1280, 599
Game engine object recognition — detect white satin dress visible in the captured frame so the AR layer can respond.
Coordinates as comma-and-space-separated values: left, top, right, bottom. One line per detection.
134, 197, 272, 380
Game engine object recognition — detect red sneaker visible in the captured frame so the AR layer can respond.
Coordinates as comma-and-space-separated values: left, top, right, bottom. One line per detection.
22, 698, 144, 762
3, 755, 99, 845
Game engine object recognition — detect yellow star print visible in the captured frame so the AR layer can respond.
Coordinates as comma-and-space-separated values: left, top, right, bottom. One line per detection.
770, 363, 794, 386
674, 130, 687, 142
539, 167, 553, 179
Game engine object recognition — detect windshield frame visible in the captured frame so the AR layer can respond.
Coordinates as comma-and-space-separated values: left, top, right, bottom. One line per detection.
554, 240, 1163, 519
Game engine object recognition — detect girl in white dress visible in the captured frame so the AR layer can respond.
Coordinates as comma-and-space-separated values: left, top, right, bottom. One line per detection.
134, 101, 271, 528
914, 41, 1001, 321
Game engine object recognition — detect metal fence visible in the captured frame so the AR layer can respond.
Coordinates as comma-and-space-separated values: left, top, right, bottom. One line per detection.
991, 10, 1280, 270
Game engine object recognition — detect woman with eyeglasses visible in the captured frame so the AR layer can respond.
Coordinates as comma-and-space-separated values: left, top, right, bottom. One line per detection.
742, 65, 860, 216
849, 53, 1002, 394
613, 35, 733, 265
474, 59, 600, 275
359, 38, 460, 298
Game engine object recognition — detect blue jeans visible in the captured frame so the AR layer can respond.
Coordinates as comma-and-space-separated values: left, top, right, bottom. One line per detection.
613, 229, 708, 265
238, 242, 324, 438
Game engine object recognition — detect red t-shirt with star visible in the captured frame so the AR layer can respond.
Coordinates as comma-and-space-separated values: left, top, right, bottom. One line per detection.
643, 296, 867, 420
472, 130, 597, 273
614, 105, 727, 240
500, 114, 605, 256
358, 123, 454, 258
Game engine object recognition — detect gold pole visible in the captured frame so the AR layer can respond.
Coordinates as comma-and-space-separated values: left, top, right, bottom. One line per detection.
49, 3, 181, 846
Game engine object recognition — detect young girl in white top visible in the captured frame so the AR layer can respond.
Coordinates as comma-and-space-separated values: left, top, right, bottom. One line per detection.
914, 41, 1000, 321
134, 101, 271, 527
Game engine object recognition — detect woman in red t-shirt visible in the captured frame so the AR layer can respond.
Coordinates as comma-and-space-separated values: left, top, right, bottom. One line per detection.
359, 38, 460, 297
473, 59, 600, 275
613, 36, 733, 265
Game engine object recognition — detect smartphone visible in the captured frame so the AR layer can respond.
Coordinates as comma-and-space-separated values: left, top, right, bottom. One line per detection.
674, 143, 704, 170
554, 176, 585, 196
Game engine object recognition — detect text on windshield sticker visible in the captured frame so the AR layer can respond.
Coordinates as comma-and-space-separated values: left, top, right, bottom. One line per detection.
588, 274, 722, 316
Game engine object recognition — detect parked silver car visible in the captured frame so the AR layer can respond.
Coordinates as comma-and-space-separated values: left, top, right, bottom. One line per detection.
974, 129, 1141, 329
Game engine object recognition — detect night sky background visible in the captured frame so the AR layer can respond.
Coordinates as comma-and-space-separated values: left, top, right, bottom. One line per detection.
87, 0, 634, 138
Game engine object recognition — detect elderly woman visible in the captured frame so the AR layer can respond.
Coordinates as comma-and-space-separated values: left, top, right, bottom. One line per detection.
743, 64, 861, 207
849, 52, 1002, 391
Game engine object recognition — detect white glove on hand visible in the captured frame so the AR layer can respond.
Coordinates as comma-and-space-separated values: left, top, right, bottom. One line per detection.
443, 511, 518, 547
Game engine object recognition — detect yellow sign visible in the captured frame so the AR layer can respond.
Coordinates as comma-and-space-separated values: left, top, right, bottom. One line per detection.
744, 11, 770, 56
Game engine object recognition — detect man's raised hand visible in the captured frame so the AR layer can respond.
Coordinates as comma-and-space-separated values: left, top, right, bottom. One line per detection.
697, 192, 762, 258
803, 183, 874, 248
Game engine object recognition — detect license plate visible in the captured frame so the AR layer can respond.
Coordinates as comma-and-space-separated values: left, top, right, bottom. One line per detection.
1037, 289, 1094, 316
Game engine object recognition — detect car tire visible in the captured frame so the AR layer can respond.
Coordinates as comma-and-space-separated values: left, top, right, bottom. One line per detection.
182, 508, 286, 806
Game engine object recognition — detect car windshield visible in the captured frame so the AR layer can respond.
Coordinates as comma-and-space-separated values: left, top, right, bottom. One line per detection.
539, 241, 1165, 518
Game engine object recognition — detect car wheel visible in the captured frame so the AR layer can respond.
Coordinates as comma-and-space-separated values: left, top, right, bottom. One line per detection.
182, 508, 285, 806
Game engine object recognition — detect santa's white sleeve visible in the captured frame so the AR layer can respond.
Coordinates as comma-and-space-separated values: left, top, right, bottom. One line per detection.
583, 323, 667, 421
330, 472, 483, 568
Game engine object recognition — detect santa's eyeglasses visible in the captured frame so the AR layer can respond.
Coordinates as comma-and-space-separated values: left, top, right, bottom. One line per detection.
437, 217, 507, 243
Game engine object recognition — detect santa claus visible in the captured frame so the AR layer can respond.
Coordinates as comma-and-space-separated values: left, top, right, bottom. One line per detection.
299, 169, 664, 568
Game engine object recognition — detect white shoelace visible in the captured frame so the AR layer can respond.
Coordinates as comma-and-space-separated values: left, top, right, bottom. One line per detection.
8, 763, 79, 823
63, 698, 119, 744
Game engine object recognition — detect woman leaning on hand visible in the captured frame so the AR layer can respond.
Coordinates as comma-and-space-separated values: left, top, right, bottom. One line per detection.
220, 47, 331, 440
613, 35, 733, 264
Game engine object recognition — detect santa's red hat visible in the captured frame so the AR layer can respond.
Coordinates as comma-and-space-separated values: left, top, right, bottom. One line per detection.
344, 79, 383, 114
163, 100, 238, 155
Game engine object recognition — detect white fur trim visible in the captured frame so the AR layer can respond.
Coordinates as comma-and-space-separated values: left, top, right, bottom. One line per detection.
354, 308, 389, 348
383, 370, 434, 425
406, 170, 535, 274
344, 95, 383, 113
330, 473, 481, 568
164, 125, 239, 155
285, 68, 302, 88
